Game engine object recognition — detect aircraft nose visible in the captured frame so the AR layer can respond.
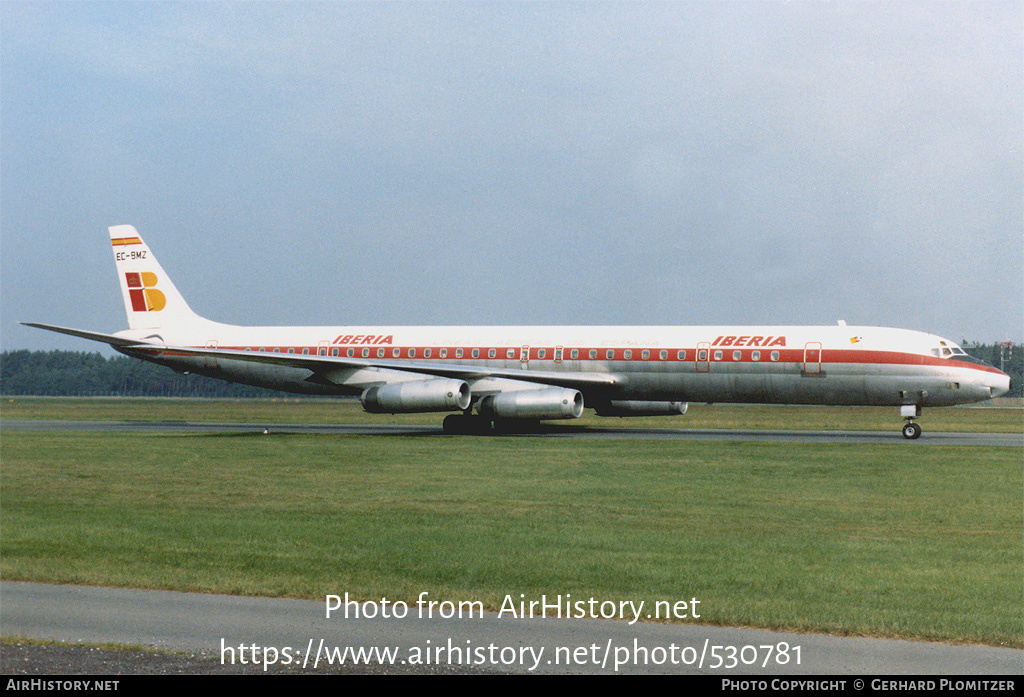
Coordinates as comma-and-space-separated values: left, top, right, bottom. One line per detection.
989, 371, 1011, 399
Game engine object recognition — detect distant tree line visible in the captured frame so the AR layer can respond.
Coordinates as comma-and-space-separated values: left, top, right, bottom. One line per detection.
0, 350, 296, 398
1, 344, 1020, 398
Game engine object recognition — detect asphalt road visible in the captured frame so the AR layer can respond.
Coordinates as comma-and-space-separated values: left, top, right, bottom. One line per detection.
4, 419, 1022, 445
2, 582, 1021, 675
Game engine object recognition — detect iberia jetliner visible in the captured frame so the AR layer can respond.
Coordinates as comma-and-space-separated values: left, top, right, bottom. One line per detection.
25, 225, 1011, 438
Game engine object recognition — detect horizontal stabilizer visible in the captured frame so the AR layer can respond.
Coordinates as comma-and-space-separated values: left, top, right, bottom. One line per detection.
20, 322, 155, 348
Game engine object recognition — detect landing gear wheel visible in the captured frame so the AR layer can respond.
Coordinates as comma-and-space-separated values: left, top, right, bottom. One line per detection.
443, 414, 492, 435
492, 418, 541, 434
902, 422, 922, 440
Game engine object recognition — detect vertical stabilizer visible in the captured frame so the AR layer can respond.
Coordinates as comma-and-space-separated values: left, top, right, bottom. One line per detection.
109, 225, 201, 331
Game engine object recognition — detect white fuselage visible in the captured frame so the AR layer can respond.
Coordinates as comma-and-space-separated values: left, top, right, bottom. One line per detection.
119, 321, 1009, 409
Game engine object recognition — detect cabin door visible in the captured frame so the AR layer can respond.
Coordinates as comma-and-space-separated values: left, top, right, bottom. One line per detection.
696, 342, 710, 372
803, 342, 822, 375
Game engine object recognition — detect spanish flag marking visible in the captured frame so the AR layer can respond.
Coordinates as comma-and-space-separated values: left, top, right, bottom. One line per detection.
111, 237, 143, 246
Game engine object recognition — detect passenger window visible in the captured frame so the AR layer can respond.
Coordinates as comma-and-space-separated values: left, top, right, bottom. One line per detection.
733, 350, 741, 361
456, 348, 464, 358
713, 350, 722, 361
751, 350, 760, 361
770, 351, 780, 361
507, 348, 515, 359
642, 350, 650, 360
677, 350, 686, 360
488, 348, 496, 358
538, 349, 546, 359
607, 350, 615, 360
624, 349, 632, 359
659, 350, 667, 360
424, 348, 432, 358
393, 348, 400, 358
571, 349, 579, 359
377, 348, 385, 357
590, 350, 597, 359
472, 349, 480, 358
408, 348, 416, 358
362, 348, 369, 357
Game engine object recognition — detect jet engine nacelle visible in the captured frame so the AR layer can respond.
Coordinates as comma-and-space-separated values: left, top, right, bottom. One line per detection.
593, 400, 688, 417
361, 379, 471, 413
478, 387, 584, 420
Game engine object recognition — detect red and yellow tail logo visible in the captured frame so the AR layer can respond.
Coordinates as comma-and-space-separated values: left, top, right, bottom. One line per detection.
125, 272, 166, 312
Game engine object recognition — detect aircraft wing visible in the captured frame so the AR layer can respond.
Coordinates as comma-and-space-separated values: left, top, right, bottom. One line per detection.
22, 322, 618, 393
132, 343, 620, 391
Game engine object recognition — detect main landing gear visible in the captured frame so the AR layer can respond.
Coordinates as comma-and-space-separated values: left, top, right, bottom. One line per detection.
442, 412, 492, 435
901, 405, 922, 440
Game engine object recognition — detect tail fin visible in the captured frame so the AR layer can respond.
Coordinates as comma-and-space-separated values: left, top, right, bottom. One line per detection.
109, 225, 202, 330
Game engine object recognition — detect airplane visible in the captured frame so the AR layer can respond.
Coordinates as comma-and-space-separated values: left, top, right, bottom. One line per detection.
24, 225, 1011, 439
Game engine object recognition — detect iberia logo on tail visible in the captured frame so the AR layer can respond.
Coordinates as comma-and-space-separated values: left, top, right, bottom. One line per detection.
125, 272, 166, 312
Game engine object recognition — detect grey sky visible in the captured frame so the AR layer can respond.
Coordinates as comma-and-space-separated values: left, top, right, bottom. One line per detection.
2, 1, 1021, 352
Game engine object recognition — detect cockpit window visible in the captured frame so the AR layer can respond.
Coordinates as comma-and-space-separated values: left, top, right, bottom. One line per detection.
934, 342, 987, 365
934, 343, 968, 358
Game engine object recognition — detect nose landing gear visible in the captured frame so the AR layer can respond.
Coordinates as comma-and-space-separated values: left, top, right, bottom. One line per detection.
901, 404, 922, 440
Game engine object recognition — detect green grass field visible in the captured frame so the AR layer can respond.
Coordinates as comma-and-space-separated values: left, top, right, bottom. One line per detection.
1, 402, 1021, 648
3, 396, 1022, 432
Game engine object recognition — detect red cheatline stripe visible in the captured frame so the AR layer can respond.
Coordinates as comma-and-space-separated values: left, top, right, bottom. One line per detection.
111, 237, 143, 246
146, 345, 1004, 376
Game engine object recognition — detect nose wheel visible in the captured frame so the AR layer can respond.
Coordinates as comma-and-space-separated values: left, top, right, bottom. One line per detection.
902, 420, 922, 440
900, 404, 922, 439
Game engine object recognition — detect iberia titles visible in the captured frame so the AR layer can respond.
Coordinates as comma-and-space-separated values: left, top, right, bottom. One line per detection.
333, 334, 394, 345
711, 335, 786, 347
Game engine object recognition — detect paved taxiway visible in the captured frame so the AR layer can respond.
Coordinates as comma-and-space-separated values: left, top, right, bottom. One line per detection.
3, 420, 1022, 445
2, 582, 1021, 675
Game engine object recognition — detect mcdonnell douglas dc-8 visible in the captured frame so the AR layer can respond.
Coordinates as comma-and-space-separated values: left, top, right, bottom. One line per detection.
25, 225, 1011, 438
